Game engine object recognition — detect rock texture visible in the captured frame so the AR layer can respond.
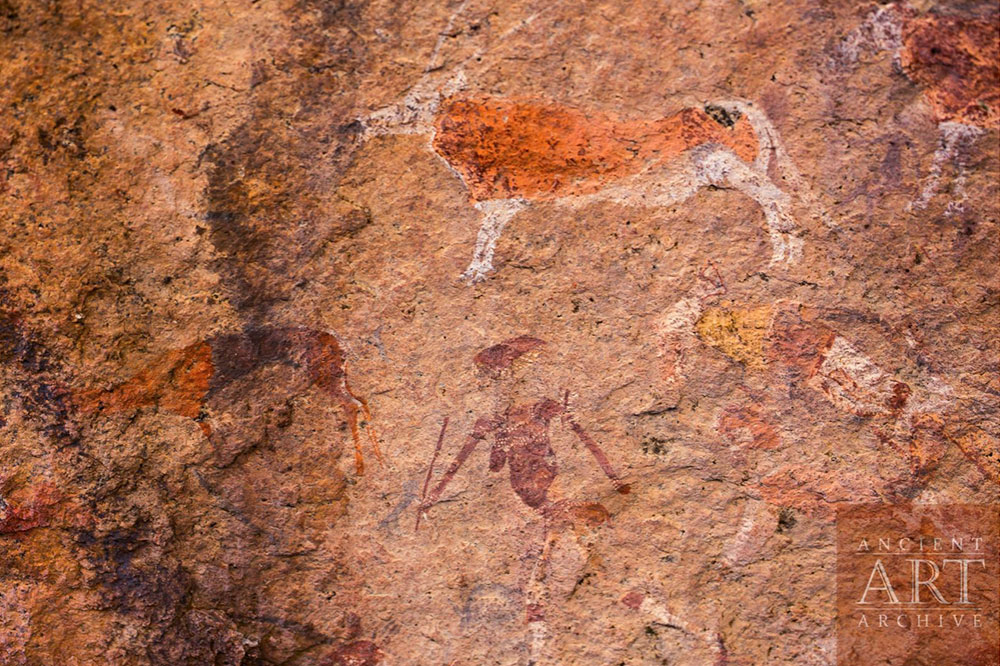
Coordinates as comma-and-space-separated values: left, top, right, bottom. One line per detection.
0, 1, 997, 664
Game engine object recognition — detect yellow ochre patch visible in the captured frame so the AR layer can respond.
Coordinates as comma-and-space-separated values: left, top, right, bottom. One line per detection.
695, 304, 774, 369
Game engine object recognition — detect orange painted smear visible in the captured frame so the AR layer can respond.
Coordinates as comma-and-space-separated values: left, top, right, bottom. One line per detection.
76, 342, 213, 420
75, 330, 381, 475
0, 481, 62, 534
718, 403, 780, 450
901, 15, 1000, 127
433, 97, 758, 201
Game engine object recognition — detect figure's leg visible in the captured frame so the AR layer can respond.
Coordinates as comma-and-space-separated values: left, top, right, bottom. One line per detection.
341, 376, 381, 465
525, 528, 558, 665
342, 398, 367, 475
911, 125, 953, 210
910, 122, 984, 211
942, 123, 983, 216
691, 147, 803, 266
339, 390, 384, 476
462, 199, 528, 283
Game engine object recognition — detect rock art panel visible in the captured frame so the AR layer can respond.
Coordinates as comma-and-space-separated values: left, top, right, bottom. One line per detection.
1, 0, 997, 664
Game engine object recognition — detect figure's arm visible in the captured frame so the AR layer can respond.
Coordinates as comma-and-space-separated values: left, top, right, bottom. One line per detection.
420, 416, 497, 510
563, 410, 630, 494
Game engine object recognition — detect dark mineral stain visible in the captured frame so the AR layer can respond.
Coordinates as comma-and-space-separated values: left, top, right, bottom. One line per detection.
78, 526, 255, 665
704, 103, 741, 128
0, 289, 77, 444
776, 507, 797, 533
199, 0, 368, 320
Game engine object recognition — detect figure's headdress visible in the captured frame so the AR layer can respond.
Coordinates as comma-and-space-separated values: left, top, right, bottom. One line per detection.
473, 335, 545, 375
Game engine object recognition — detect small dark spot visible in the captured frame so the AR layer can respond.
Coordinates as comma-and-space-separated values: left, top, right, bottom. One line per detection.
339, 119, 363, 136
37, 127, 52, 151
704, 104, 741, 128
777, 507, 797, 532
0, 0, 17, 21
641, 436, 668, 456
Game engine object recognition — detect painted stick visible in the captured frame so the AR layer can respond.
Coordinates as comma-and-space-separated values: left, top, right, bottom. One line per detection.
416, 417, 449, 529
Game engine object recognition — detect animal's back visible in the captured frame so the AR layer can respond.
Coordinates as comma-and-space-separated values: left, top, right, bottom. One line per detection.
76, 327, 347, 418
900, 13, 999, 126
432, 97, 759, 202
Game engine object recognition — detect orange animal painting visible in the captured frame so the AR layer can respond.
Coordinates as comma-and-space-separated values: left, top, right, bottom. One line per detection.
432, 99, 758, 201
77, 327, 381, 475
834, 3, 999, 211
363, 72, 812, 282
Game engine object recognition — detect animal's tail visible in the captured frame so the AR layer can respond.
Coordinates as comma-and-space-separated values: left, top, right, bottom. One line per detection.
360, 71, 468, 140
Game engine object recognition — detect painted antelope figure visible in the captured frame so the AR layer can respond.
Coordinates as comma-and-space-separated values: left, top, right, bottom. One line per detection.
76, 327, 382, 475
360, 14, 811, 282
833, 3, 999, 212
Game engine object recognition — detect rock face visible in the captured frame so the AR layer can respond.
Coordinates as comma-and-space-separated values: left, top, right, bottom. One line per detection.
0, 1, 997, 664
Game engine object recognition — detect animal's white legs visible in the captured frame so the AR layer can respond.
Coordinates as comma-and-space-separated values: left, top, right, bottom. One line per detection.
462, 199, 528, 283
910, 121, 983, 212
692, 147, 803, 266
709, 98, 833, 228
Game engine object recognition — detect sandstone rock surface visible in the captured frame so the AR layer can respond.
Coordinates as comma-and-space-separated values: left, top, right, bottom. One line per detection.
0, 1, 997, 664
